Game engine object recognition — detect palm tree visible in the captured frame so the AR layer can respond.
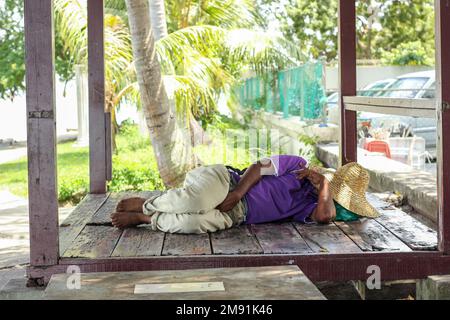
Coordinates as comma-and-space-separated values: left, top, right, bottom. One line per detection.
152, 0, 303, 130
149, 0, 168, 40
149, 0, 209, 147
55, 0, 135, 151
125, 0, 199, 187
55, 0, 303, 187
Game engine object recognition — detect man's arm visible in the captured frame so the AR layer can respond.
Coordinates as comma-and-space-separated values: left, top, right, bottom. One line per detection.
216, 159, 274, 212
311, 178, 336, 223
297, 168, 336, 224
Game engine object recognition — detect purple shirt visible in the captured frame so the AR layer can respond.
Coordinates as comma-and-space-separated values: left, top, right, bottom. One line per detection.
231, 155, 318, 224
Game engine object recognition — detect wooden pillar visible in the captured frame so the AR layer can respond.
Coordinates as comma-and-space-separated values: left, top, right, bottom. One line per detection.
88, 0, 108, 193
435, 0, 450, 254
24, 0, 59, 267
338, 0, 357, 165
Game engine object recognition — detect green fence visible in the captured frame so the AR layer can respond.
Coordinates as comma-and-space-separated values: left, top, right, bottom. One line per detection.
236, 62, 327, 121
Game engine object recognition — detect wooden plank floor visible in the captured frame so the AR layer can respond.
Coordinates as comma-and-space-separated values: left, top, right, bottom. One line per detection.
60, 192, 438, 259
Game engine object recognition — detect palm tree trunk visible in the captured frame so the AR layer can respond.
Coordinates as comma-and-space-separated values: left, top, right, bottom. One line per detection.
125, 0, 198, 187
149, 0, 209, 147
149, 0, 168, 40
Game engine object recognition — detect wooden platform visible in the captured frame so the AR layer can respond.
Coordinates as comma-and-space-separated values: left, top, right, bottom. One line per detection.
44, 265, 326, 300
59, 192, 437, 260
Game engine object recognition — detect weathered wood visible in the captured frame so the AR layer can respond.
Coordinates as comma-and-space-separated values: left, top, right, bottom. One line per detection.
44, 266, 326, 300
89, 191, 160, 225
366, 194, 437, 250
162, 233, 211, 256
111, 226, 164, 257
335, 219, 411, 252
435, 0, 450, 254
24, 0, 59, 267
345, 103, 435, 118
105, 112, 112, 181
338, 0, 357, 165
88, 0, 107, 193
60, 194, 109, 227
343, 96, 435, 109
294, 223, 361, 253
251, 223, 311, 254
211, 226, 263, 255
375, 209, 437, 251
34, 251, 450, 285
63, 226, 123, 258
59, 194, 109, 255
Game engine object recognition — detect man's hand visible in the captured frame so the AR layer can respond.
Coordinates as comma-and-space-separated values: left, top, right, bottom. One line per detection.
295, 166, 325, 186
216, 191, 242, 212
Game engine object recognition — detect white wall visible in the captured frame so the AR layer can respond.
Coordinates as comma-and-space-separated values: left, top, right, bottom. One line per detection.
325, 65, 433, 91
0, 79, 79, 142
0, 78, 141, 143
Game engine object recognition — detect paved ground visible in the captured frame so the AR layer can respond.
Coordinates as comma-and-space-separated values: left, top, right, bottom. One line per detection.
0, 190, 72, 291
0, 142, 27, 165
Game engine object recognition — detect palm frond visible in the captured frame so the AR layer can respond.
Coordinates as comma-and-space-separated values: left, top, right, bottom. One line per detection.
194, 0, 261, 29
105, 0, 128, 24
156, 25, 225, 73
54, 0, 305, 126
224, 29, 306, 74
55, 0, 135, 110
166, 0, 263, 31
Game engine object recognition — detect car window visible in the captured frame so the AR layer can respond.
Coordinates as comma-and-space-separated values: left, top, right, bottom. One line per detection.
327, 92, 339, 103
421, 81, 435, 99
381, 77, 428, 98
359, 81, 392, 96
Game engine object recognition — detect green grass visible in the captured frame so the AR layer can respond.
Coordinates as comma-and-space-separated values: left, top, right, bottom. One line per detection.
0, 142, 89, 203
0, 121, 162, 205
0, 115, 321, 205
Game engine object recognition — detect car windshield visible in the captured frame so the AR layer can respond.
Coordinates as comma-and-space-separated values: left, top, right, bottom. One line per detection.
327, 92, 339, 103
421, 81, 435, 99
381, 77, 428, 98
359, 81, 392, 96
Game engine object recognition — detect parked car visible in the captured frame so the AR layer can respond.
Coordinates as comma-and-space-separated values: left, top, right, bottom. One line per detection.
361, 70, 436, 148
326, 78, 396, 125
358, 78, 397, 97
326, 71, 437, 149
377, 70, 435, 99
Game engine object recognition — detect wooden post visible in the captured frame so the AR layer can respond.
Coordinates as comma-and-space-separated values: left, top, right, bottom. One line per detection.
88, 0, 107, 193
105, 112, 112, 181
338, 0, 357, 165
435, 0, 450, 254
24, 0, 59, 267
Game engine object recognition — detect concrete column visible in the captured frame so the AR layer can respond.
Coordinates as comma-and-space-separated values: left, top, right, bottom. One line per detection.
417, 275, 450, 300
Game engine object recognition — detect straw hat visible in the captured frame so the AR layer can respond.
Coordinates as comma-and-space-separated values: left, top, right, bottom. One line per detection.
321, 162, 379, 218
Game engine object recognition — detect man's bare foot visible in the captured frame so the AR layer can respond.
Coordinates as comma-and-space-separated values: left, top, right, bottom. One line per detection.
116, 197, 147, 213
110, 211, 151, 229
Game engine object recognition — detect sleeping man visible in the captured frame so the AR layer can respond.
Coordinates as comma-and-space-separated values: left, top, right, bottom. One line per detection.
110, 155, 379, 233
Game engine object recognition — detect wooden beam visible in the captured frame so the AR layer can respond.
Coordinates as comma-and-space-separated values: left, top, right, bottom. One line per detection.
28, 251, 450, 284
105, 112, 112, 181
24, 0, 59, 267
343, 96, 436, 110
88, 0, 107, 193
435, 0, 450, 254
343, 96, 436, 117
338, 0, 357, 165
345, 104, 436, 118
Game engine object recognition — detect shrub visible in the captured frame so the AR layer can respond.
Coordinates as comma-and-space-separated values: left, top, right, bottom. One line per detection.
380, 41, 434, 66
58, 176, 89, 205
298, 134, 322, 167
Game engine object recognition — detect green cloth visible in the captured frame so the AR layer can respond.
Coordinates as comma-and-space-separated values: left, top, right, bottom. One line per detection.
334, 201, 360, 221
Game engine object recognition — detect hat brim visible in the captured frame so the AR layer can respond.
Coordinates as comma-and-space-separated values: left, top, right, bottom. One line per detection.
323, 170, 380, 218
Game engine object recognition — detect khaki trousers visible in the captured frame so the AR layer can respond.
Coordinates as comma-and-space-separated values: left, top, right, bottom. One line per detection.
143, 164, 246, 234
